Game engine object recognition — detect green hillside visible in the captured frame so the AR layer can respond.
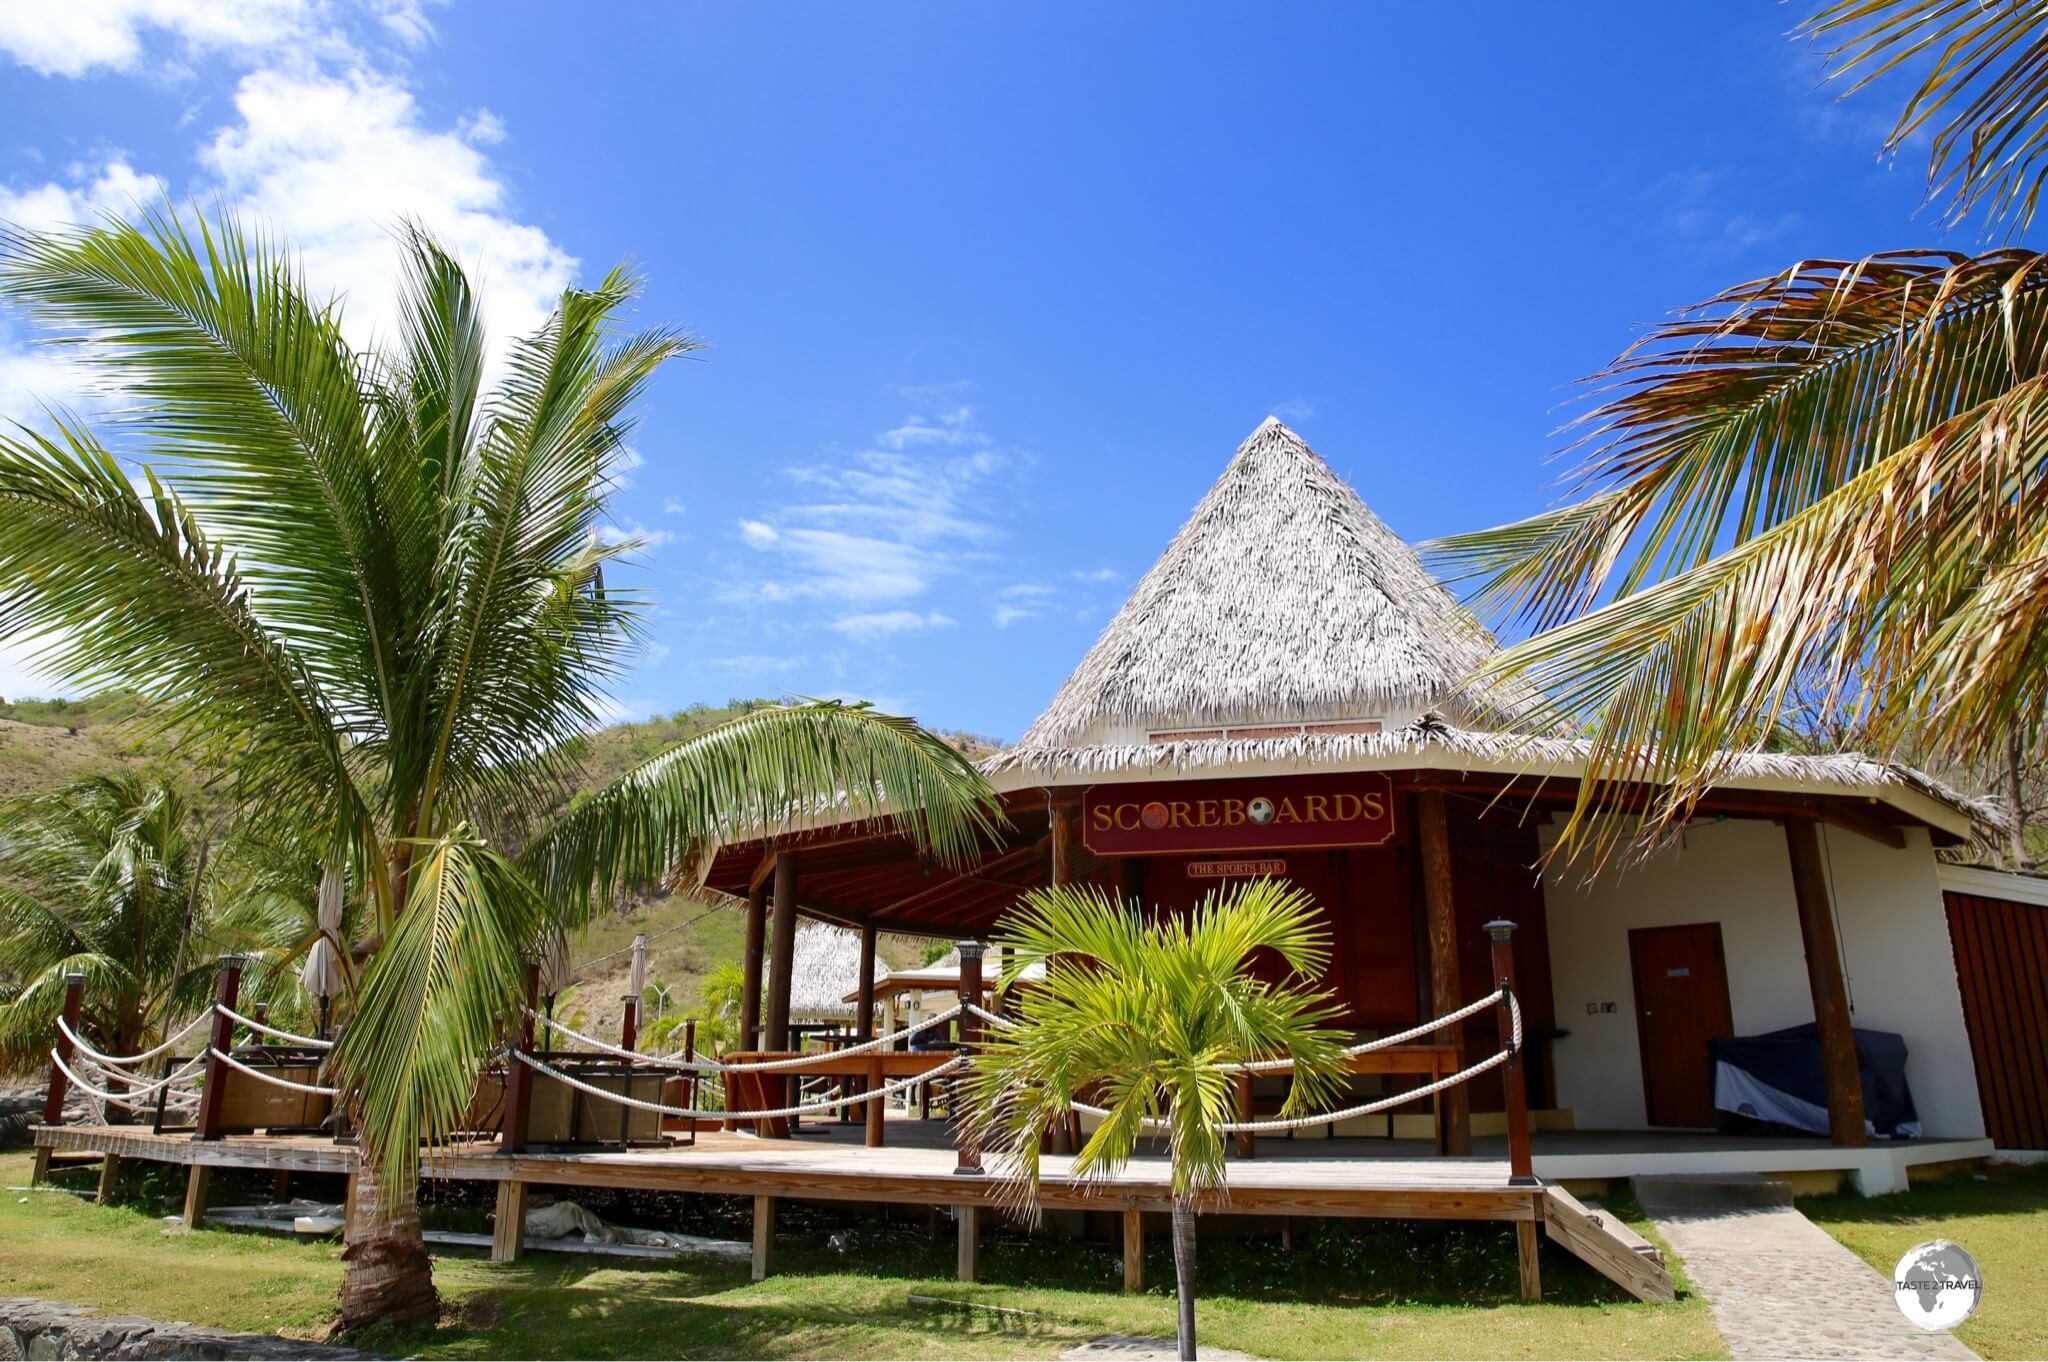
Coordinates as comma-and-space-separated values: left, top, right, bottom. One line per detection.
0, 691, 1001, 1043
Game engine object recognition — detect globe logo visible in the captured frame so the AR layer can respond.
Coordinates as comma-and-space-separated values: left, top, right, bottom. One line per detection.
1247, 797, 1276, 825
1892, 1240, 1981, 1331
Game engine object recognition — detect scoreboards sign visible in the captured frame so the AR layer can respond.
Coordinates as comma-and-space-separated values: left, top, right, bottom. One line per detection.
1081, 772, 1399, 856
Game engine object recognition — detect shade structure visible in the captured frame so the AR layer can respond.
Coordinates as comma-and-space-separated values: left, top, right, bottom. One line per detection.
627, 933, 649, 999
298, 861, 347, 1000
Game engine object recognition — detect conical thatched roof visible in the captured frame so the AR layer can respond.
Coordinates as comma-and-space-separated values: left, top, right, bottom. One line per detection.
1018, 418, 1521, 748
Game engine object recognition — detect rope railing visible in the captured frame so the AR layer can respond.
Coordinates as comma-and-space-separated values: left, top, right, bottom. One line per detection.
525, 1003, 966, 1073
49, 1049, 207, 1108
56, 1010, 215, 1070
216, 1005, 333, 1050
208, 1048, 339, 1097
511, 1047, 963, 1121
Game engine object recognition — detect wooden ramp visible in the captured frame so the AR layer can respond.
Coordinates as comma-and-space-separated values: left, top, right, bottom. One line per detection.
1542, 1186, 1676, 1302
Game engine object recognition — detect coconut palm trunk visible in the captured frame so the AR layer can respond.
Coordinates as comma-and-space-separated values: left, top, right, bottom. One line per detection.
339, 1165, 437, 1329
1171, 1199, 1198, 1359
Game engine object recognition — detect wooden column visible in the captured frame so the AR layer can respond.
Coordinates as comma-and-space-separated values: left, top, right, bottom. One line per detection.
95, 1152, 122, 1205
1232, 1071, 1255, 1160
1517, 1219, 1543, 1301
501, 961, 539, 1152
1049, 796, 1081, 1156
956, 1204, 981, 1282
181, 1165, 210, 1230
1122, 1208, 1145, 1292
764, 852, 800, 1052
740, 871, 768, 1051
849, 922, 878, 1126
620, 997, 638, 1053
1486, 919, 1535, 1184
1785, 815, 1867, 1147
1416, 791, 1470, 1155
192, 956, 244, 1142
491, 1181, 529, 1262
865, 1053, 886, 1147
954, 941, 984, 1174
751, 1195, 775, 1280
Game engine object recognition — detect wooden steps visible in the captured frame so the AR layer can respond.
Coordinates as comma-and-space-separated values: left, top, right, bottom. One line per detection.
1542, 1186, 1676, 1302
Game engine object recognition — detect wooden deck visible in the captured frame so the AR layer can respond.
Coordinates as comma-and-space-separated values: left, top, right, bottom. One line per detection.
31, 1119, 1672, 1302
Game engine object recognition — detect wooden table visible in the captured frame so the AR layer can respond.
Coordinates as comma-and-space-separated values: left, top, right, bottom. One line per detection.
721, 1049, 961, 1144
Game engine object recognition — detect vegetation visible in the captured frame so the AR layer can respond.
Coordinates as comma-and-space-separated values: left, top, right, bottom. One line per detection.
1423, 0, 2048, 861
0, 1152, 1723, 1360
1803, 1164, 2048, 1361
0, 208, 999, 1328
961, 879, 1352, 1361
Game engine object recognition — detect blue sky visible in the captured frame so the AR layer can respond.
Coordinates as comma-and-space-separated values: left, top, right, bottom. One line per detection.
0, 3, 1952, 739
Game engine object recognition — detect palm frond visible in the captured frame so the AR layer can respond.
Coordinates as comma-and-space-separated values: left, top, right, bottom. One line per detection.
523, 700, 1002, 924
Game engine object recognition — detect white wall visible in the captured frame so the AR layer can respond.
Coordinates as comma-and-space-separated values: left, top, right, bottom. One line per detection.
1540, 818, 1984, 1138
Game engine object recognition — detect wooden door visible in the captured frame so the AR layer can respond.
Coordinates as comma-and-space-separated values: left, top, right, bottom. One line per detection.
1944, 890, 2048, 1149
1628, 923, 1734, 1128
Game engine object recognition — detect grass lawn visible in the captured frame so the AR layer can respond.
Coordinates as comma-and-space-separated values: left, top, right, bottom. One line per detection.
0, 1152, 1723, 1360
1801, 1163, 2048, 1362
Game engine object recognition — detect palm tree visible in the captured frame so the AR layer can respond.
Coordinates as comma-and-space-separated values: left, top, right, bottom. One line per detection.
959, 879, 1349, 1362
1421, 2, 2048, 857
0, 775, 218, 1078
0, 207, 999, 1328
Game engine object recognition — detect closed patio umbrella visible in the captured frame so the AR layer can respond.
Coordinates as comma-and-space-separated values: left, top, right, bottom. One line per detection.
300, 861, 347, 1037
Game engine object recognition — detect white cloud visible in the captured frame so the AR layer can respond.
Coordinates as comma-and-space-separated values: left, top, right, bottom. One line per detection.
0, 159, 162, 232
738, 518, 779, 548
1071, 566, 1118, 582
599, 521, 672, 552
992, 604, 1034, 628
662, 497, 685, 516
703, 654, 800, 673
1270, 397, 1315, 423
878, 404, 991, 452
0, 0, 328, 78
830, 609, 954, 641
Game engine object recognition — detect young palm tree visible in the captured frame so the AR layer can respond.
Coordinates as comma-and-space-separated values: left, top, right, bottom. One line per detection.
0, 208, 999, 1327
0, 775, 218, 1076
959, 879, 1349, 1361
1422, 2, 2048, 856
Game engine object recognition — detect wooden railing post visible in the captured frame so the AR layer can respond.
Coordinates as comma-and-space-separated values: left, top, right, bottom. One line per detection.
501, 960, 539, 1152
620, 995, 639, 1053
682, 1018, 699, 1148
42, 971, 86, 1125
192, 955, 245, 1142
1485, 920, 1536, 1186
953, 939, 983, 1175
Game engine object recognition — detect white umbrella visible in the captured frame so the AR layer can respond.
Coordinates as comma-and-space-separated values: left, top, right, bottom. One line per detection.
538, 928, 574, 1015
300, 861, 347, 1035
627, 933, 649, 1000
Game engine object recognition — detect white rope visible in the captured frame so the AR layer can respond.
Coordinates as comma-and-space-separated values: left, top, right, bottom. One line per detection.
208, 1048, 338, 1097
513, 1049, 963, 1120
526, 1002, 965, 1073
55, 1010, 215, 1069
48, 1049, 207, 1107
217, 1006, 332, 1050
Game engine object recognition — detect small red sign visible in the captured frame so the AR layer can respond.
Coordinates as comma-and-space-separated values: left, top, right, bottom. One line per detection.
1186, 858, 1289, 879
1082, 772, 1399, 856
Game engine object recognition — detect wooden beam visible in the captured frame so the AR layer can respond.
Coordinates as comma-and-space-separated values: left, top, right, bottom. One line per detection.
748, 851, 778, 893
491, 1181, 529, 1262
740, 872, 768, 1052
765, 852, 800, 1051
751, 1195, 775, 1280
1517, 1220, 1542, 1301
956, 1204, 980, 1282
1122, 1208, 1144, 1293
1416, 790, 1471, 1156
1785, 815, 1868, 1147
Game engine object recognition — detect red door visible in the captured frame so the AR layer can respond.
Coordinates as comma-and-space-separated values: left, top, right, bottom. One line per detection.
1628, 923, 1734, 1128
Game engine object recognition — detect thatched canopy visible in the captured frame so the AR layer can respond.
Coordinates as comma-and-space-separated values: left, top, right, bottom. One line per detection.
786, 922, 885, 1020
1018, 417, 1526, 749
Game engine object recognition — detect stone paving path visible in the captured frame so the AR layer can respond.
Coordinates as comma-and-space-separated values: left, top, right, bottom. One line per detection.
1058, 1336, 1252, 1360
1645, 1205, 1978, 1361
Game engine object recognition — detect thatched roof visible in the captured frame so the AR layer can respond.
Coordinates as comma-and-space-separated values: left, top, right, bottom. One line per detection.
842, 947, 1047, 1004
1018, 417, 1525, 748
787, 922, 885, 1020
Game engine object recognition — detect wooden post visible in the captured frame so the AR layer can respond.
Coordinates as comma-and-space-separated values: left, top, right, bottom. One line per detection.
956, 1204, 981, 1282
620, 996, 638, 1053
1050, 795, 1078, 885
1416, 790, 1471, 1155
682, 1018, 700, 1146
765, 852, 800, 1052
1232, 1071, 1255, 1160
95, 1152, 122, 1205
740, 872, 768, 1051
33, 972, 86, 1180
1485, 919, 1536, 1185
1517, 1218, 1543, 1301
181, 1165, 211, 1229
751, 1195, 775, 1280
192, 955, 245, 1142
501, 961, 539, 1152
1785, 815, 1868, 1147
849, 922, 878, 1124
1122, 1207, 1144, 1292
865, 1053, 886, 1147
954, 940, 984, 1175
492, 1181, 529, 1262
